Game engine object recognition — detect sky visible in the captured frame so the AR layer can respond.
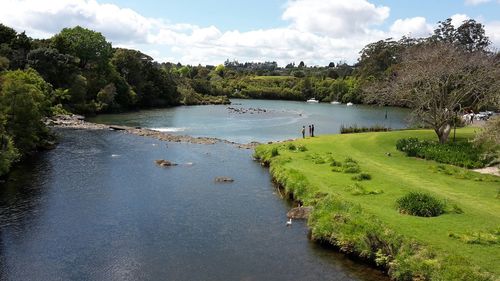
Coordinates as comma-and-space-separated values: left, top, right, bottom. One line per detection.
0, 0, 499, 66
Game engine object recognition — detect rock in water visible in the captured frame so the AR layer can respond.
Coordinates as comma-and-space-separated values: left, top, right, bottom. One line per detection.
287, 206, 313, 219
155, 160, 177, 167
214, 177, 234, 183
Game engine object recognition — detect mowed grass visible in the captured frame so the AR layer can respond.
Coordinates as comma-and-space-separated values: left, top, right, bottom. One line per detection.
256, 128, 500, 277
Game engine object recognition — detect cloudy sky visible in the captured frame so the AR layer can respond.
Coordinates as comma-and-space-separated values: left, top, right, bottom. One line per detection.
1, 0, 499, 66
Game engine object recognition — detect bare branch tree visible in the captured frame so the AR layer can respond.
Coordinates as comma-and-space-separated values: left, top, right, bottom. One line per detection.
366, 42, 500, 143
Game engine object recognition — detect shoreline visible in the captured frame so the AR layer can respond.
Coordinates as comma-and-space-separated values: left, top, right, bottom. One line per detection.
253, 130, 499, 281
45, 114, 262, 149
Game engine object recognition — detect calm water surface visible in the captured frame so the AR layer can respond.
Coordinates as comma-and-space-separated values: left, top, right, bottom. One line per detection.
0, 130, 388, 281
90, 99, 409, 143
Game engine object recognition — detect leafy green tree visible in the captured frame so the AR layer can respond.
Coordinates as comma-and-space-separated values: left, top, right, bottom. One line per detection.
52, 26, 112, 69
96, 83, 116, 111
0, 113, 19, 176
68, 74, 88, 107
9, 31, 32, 69
27, 47, 78, 88
433, 18, 490, 53
214, 64, 225, 77
356, 39, 402, 79
0, 69, 51, 153
0, 24, 17, 45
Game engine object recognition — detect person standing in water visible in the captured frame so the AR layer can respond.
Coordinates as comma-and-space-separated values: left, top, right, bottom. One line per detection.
311, 124, 315, 137
308, 125, 312, 137
301, 126, 305, 138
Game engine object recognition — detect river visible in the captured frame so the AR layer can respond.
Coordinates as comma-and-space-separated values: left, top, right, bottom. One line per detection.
0, 100, 408, 280
89, 99, 409, 143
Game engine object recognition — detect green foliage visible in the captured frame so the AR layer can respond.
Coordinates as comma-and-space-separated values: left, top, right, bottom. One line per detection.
340, 124, 391, 134
0, 121, 19, 176
449, 228, 499, 245
297, 144, 307, 152
286, 143, 296, 151
430, 164, 499, 182
352, 173, 372, 181
96, 83, 116, 111
396, 192, 445, 217
271, 147, 279, 157
52, 26, 112, 69
396, 138, 488, 168
0, 69, 51, 154
345, 183, 382, 195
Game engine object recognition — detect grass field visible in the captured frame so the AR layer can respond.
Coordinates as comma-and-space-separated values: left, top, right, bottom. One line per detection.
255, 128, 499, 280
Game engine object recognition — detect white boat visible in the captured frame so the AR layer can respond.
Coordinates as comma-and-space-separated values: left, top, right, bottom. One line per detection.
306, 98, 319, 103
330, 101, 341, 104
346, 102, 354, 106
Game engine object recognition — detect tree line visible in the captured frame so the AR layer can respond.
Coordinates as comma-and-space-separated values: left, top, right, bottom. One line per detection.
1, 18, 499, 176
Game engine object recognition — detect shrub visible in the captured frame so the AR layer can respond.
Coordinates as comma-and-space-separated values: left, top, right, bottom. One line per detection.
352, 173, 372, 181
330, 159, 342, 167
345, 183, 383, 195
340, 124, 391, 134
396, 192, 445, 217
297, 145, 307, 152
287, 143, 296, 151
271, 147, 279, 157
396, 138, 487, 168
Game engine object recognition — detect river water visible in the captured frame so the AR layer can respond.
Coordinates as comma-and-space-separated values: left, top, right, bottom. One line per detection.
90, 99, 409, 143
0, 100, 408, 280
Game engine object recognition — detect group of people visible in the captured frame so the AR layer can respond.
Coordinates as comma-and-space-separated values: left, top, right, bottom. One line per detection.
301, 124, 315, 138
462, 110, 475, 124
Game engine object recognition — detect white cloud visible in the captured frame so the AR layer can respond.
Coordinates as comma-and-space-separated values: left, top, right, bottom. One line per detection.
485, 21, 500, 48
450, 14, 470, 27
464, 0, 491, 5
0, 0, 497, 66
282, 0, 390, 37
390, 17, 433, 38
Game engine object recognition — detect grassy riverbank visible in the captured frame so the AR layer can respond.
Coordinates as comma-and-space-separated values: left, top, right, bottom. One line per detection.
254, 128, 499, 280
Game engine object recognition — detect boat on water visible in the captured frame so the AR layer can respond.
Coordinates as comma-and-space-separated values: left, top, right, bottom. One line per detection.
346, 102, 354, 106
306, 98, 319, 103
330, 101, 341, 104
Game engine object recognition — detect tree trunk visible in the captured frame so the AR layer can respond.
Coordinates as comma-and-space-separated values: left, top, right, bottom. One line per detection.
435, 123, 451, 144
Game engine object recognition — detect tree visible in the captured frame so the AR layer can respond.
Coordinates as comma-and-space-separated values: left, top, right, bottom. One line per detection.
9, 31, 32, 69
27, 47, 78, 88
456, 19, 490, 52
96, 83, 116, 111
214, 64, 225, 77
51, 26, 112, 69
433, 18, 490, 53
298, 61, 305, 68
0, 69, 52, 153
356, 39, 402, 79
0, 24, 17, 45
328, 62, 335, 68
368, 42, 499, 143
0, 113, 19, 176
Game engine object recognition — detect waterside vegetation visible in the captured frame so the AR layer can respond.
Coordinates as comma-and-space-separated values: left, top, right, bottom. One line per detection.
254, 128, 499, 280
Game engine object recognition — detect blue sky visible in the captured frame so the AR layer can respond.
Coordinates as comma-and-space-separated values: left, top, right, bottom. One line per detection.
1, 0, 499, 65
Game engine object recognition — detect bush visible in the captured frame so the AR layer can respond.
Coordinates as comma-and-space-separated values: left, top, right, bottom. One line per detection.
352, 173, 371, 181
297, 145, 307, 152
396, 138, 487, 168
271, 147, 279, 157
340, 124, 391, 134
287, 143, 296, 151
396, 192, 445, 217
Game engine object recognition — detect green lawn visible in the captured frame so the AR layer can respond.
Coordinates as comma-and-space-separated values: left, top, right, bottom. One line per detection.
255, 128, 499, 280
